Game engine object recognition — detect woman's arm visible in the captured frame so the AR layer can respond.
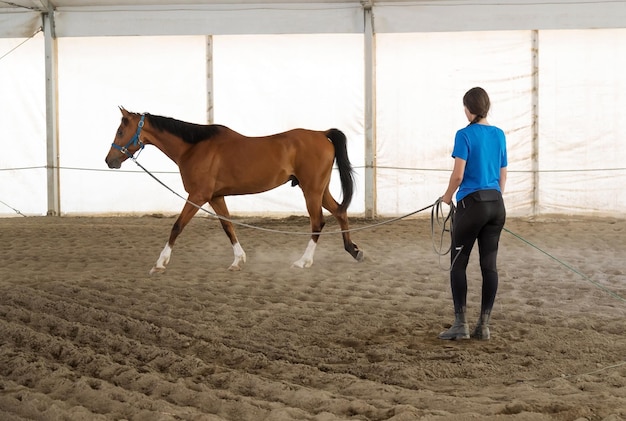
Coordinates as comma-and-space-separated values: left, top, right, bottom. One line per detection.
499, 167, 507, 194
442, 157, 466, 204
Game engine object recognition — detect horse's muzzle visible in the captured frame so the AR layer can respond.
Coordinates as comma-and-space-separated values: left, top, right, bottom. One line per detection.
106, 157, 122, 169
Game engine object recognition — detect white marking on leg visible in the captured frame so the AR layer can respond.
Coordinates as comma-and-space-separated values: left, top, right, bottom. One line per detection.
150, 242, 172, 274
292, 239, 317, 268
229, 242, 246, 271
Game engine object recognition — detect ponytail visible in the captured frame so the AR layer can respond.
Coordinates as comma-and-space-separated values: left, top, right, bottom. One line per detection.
469, 114, 483, 126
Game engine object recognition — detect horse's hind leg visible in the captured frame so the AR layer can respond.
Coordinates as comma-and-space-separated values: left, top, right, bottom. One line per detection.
150, 198, 201, 274
209, 196, 246, 271
292, 196, 325, 269
322, 189, 364, 262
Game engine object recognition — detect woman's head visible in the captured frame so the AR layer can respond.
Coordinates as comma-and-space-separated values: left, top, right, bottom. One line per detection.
463, 87, 490, 125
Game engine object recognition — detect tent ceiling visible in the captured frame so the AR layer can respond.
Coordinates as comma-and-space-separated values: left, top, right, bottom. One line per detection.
1, 0, 626, 38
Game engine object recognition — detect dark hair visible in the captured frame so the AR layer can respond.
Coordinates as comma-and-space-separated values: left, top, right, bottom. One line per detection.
146, 113, 225, 144
463, 87, 490, 125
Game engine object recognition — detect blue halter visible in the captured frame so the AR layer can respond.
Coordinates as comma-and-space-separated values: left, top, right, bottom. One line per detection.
111, 114, 145, 159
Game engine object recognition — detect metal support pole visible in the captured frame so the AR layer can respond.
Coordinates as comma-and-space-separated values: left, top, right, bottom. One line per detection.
206, 35, 214, 124
43, 12, 60, 216
363, 2, 377, 218
531, 30, 539, 217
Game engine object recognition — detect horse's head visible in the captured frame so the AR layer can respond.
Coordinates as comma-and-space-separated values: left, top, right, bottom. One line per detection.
105, 107, 146, 169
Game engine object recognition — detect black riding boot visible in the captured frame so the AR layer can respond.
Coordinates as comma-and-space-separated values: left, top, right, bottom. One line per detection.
471, 311, 491, 340
438, 309, 469, 340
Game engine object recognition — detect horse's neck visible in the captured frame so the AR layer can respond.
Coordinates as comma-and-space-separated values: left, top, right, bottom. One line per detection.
145, 129, 191, 165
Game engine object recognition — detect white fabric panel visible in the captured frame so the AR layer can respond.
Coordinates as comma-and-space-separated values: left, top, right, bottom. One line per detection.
56, 34, 364, 217
0, 34, 47, 216
212, 34, 365, 216
538, 29, 626, 216
374, 1, 626, 33
57, 36, 207, 214
375, 31, 534, 217
54, 4, 363, 37
0, 12, 41, 38
3, 28, 626, 218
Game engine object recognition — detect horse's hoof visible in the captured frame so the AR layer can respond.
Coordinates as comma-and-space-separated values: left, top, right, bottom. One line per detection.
292, 260, 312, 269
355, 250, 365, 262
149, 266, 166, 275
228, 265, 242, 271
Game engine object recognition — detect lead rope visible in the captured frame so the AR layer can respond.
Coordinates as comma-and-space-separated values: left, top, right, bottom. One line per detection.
129, 156, 437, 235
430, 197, 464, 271
129, 156, 626, 303
504, 227, 626, 303
0, 198, 26, 217
431, 197, 454, 256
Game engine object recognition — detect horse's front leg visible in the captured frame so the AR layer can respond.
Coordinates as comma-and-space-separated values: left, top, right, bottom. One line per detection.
150, 198, 201, 274
209, 197, 246, 271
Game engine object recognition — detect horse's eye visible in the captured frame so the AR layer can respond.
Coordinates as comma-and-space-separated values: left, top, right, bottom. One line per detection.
116, 129, 123, 137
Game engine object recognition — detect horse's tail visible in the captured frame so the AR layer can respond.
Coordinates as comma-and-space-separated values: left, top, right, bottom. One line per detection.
325, 128, 355, 211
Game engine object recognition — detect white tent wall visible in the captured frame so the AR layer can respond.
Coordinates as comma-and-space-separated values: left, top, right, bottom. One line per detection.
538, 29, 626, 216
1, 6, 626, 218
212, 34, 365, 216
57, 36, 206, 214
375, 28, 626, 218
0, 34, 47, 216
53, 34, 364, 216
375, 30, 535, 216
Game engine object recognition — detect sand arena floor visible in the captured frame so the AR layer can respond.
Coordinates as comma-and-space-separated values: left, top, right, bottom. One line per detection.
0, 215, 625, 421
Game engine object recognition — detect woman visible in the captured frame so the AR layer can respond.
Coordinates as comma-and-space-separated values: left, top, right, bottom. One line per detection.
440, 87, 507, 340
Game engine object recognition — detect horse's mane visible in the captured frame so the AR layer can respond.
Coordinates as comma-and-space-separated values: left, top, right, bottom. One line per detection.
146, 113, 225, 144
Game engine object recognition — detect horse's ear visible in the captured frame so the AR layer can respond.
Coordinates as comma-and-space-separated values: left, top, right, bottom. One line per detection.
119, 106, 129, 117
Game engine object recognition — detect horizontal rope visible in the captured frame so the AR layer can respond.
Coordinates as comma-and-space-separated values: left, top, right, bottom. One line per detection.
0, 27, 42, 61
2, 164, 625, 174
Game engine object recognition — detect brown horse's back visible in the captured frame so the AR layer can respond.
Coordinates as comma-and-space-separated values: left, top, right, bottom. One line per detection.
179, 128, 335, 198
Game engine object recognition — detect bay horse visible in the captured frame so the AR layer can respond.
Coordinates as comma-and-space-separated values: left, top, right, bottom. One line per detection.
105, 108, 364, 272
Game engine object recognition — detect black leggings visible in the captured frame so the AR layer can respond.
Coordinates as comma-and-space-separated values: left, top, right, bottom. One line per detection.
450, 190, 506, 315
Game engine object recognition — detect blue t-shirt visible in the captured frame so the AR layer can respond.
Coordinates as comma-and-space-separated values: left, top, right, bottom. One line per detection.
452, 124, 507, 202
